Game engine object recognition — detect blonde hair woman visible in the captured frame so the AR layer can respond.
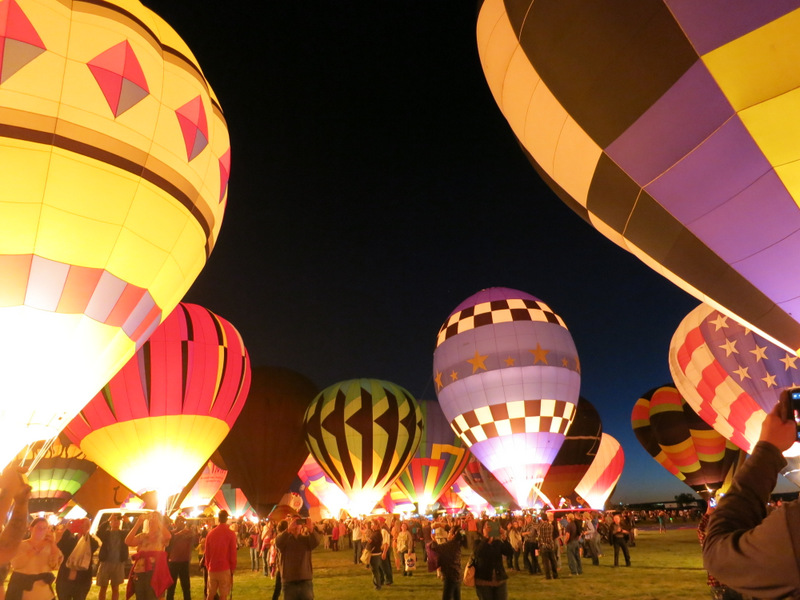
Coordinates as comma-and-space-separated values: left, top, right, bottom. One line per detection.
6, 518, 62, 600
125, 512, 173, 600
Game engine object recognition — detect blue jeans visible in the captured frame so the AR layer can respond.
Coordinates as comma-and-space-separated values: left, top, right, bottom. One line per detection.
283, 579, 314, 600
567, 540, 582, 574
370, 555, 385, 589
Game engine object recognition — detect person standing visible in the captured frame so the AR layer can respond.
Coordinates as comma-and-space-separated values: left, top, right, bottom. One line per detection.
125, 512, 173, 600
274, 517, 322, 600
166, 516, 194, 600
430, 525, 467, 600
56, 518, 99, 600
521, 516, 540, 575
563, 513, 582, 576
350, 519, 362, 566
395, 523, 414, 578
96, 514, 128, 600
379, 521, 393, 586
610, 514, 631, 567
203, 511, 237, 600
7, 517, 62, 600
366, 521, 385, 590
536, 514, 558, 580
471, 521, 513, 600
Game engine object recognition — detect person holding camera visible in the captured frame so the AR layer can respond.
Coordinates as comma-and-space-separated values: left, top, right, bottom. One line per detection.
703, 390, 800, 598
429, 525, 467, 600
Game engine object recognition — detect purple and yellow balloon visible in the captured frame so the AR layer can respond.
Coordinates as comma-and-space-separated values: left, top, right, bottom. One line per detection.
433, 287, 580, 507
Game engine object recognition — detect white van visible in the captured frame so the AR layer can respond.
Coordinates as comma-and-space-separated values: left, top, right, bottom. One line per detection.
89, 508, 150, 536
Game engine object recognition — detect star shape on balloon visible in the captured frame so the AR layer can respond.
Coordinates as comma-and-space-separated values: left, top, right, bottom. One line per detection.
450, 371, 458, 382
709, 314, 729, 331
781, 354, 798, 371
434, 371, 443, 390
529, 344, 550, 364
719, 339, 738, 357
504, 356, 515, 367
733, 365, 750, 381
762, 373, 777, 388
467, 351, 488, 373
749, 345, 768, 362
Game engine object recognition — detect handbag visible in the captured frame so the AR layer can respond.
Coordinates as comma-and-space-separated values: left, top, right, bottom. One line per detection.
360, 548, 372, 566
404, 552, 417, 570
65, 534, 92, 571
463, 559, 475, 587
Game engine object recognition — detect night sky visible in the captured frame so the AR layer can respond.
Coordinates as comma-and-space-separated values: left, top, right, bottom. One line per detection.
142, 0, 785, 504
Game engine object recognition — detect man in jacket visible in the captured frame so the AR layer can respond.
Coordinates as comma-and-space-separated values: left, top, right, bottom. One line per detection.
274, 516, 322, 600
204, 511, 237, 600
703, 396, 800, 598
96, 514, 129, 600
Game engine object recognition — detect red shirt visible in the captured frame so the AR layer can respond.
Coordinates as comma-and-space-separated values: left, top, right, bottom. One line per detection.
204, 524, 237, 572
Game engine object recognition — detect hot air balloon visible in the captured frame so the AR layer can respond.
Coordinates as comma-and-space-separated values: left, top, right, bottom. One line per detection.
218, 366, 318, 517
632, 385, 744, 500
177, 460, 227, 511
303, 378, 424, 516
392, 399, 470, 512
71, 467, 134, 516
477, 0, 800, 355
64, 303, 250, 508
574, 433, 624, 510
15, 435, 96, 514
297, 455, 350, 520
451, 476, 494, 517
669, 303, 800, 484
459, 456, 518, 510
0, 0, 230, 467
540, 397, 602, 507
214, 484, 255, 520
433, 287, 580, 507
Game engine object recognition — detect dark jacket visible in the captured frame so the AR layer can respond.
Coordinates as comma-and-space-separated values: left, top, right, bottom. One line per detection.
274, 529, 322, 583
430, 533, 467, 581
56, 532, 100, 587
704, 441, 800, 599
472, 537, 513, 586
98, 528, 129, 563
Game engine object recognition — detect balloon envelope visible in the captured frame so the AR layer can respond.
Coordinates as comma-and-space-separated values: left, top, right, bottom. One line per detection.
218, 366, 319, 517
433, 287, 580, 507
574, 433, 624, 510
392, 399, 470, 510
15, 435, 96, 514
65, 303, 250, 503
477, 0, 800, 354
632, 385, 744, 500
297, 454, 350, 519
0, 0, 230, 466
669, 303, 800, 484
304, 378, 423, 516
540, 397, 602, 505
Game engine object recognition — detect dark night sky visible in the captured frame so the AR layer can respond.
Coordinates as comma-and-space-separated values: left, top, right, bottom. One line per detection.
141, 1, 781, 504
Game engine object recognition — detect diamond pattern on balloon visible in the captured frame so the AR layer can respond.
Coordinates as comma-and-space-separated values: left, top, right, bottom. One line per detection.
218, 148, 231, 202
175, 96, 208, 161
87, 40, 149, 117
0, 0, 45, 84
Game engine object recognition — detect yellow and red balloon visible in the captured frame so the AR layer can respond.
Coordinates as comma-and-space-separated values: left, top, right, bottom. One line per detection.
64, 303, 250, 505
0, 0, 230, 465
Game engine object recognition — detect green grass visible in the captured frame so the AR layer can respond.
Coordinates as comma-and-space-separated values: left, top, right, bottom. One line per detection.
84, 527, 709, 600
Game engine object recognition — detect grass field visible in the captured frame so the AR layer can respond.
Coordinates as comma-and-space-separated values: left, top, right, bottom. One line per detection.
84, 527, 709, 600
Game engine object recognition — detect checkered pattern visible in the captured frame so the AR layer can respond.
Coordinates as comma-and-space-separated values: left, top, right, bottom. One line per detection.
436, 298, 566, 347
450, 399, 575, 447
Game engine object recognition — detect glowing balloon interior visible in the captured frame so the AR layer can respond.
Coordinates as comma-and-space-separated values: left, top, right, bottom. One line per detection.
433, 287, 580, 507
392, 398, 470, 511
478, 0, 800, 354
65, 303, 250, 505
303, 378, 424, 516
0, 0, 229, 467
574, 433, 624, 510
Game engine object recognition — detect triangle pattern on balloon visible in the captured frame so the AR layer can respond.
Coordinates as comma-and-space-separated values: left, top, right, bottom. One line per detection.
219, 148, 231, 202
0, 0, 45, 84
176, 96, 209, 161
87, 40, 149, 117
